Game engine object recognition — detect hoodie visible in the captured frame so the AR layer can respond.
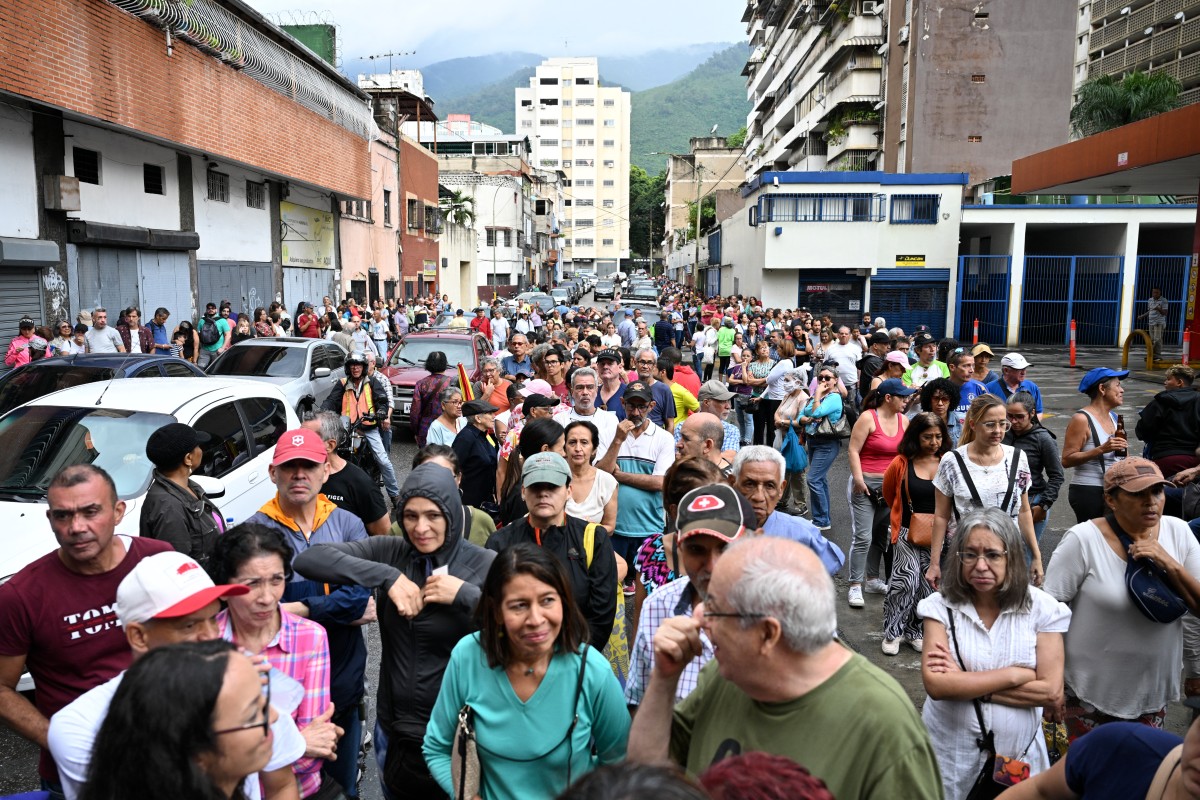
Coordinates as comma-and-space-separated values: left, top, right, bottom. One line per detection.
1003, 423, 1065, 509
1136, 387, 1200, 459
249, 494, 371, 712
291, 464, 495, 740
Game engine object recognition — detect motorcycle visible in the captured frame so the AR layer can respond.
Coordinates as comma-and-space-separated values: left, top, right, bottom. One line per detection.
338, 411, 385, 487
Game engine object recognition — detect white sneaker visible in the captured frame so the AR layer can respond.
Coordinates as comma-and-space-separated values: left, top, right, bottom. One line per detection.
848, 585, 864, 608
865, 578, 888, 595
882, 638, 901, 656
908, 637, 924, 653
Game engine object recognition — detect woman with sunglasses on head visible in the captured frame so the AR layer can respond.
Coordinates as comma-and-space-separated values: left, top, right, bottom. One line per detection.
918, 508, 1071, 800
926, 393, 1043, 593
79, 640, 278, 800
1044, 457, 1200, 743
210, 524, 337, 799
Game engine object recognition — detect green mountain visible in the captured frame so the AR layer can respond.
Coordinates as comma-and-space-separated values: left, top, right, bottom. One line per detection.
436, 66, 536, 133
631, 44, 750, 174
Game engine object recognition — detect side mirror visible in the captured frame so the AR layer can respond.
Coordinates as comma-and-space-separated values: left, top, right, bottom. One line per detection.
191, 474, 226, 499
312, 367, 331, 379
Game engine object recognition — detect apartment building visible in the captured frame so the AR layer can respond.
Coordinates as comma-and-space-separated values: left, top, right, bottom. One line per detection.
742, 0, 1075, 192
1076, 0, 1200, 108
516, 57, 631, 277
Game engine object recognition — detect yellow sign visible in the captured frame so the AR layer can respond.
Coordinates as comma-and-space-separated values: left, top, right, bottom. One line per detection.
423, 261, 438, 277
280, 201, 335, 269
1187, 253, 1198, 321
896, 254, 926, 267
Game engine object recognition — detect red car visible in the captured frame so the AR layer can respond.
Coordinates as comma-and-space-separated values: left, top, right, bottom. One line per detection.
381, 330, 492, 427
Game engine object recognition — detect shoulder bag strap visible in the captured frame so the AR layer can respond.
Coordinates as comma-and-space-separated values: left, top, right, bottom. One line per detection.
1146, 744, 1184, 800
947, 612, 994, 754
1076, 410, 1108, 470
1001, 449, 1022, 512
951, 451, 985, 523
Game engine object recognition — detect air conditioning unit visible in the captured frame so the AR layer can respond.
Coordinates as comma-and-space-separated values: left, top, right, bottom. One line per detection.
862, 0, 883, 14
897, 25, 910, 43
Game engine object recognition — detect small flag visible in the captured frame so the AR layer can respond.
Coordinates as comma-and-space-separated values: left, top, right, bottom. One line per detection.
458, 363, 475, 401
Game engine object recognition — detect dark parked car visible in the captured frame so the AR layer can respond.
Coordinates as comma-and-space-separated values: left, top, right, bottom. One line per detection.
381, 330, 491, 426
0, 353, 206, 417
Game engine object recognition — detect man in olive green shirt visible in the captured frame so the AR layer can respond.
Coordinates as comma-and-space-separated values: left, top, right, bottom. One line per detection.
628, 536, 943, 800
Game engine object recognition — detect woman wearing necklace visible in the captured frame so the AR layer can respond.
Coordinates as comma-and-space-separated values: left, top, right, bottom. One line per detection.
423, 543, 629, 800
211, 524, 336, 799
1044, 457, 1200, 743
926, 393, 1043, 592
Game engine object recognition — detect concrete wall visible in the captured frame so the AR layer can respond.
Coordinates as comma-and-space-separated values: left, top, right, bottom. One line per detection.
439, 222, 479, 309
64, 121, 181, 232
339, 137, 399, 301
0, 105, 39, 238
191, 155, 272, 263
399, 136, 440, 294
907, 0, 1076, 189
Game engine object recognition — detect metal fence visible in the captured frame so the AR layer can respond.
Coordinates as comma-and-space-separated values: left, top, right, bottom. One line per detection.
956, 256, 1011, 344
1020, 256, 1124, 346
1130, 255, 1192, 347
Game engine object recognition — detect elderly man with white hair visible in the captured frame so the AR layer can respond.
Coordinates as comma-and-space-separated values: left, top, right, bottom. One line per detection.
730, 446, 844, 575
627, 536, 942, 800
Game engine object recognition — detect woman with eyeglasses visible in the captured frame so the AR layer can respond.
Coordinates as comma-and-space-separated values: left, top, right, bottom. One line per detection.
211, 524, 336, 799
926, 393, 1043, 592
918, 507, 1071, 800
425, 386, 467, 447
79, 640, 278, 800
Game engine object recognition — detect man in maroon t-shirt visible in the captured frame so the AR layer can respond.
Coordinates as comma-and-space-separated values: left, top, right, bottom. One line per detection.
0, 464, 171, 792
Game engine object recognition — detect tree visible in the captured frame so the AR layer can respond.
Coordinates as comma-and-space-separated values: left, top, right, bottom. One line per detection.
440, 189, 476, 227
628, 165, 667, 263
1070, 71, 1181, 138
726, 125, 748, 149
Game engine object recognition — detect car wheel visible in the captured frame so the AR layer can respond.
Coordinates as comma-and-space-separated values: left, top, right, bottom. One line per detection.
297, 398, 313, 417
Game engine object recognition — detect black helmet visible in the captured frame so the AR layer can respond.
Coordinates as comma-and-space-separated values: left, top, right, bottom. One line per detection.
345, 352, 367, 367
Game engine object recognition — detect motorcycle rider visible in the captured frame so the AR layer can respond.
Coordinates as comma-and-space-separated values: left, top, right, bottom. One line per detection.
323, 351, 401, 506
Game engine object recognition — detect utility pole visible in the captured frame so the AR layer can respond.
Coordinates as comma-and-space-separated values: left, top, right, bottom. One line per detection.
694, 160, 703, 293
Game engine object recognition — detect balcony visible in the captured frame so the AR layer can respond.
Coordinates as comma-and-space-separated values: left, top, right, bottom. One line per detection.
825, 117, 880, 162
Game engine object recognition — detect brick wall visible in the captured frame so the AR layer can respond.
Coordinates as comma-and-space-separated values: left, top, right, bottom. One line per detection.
0, 0, 370, 197
400, 137, 440, 290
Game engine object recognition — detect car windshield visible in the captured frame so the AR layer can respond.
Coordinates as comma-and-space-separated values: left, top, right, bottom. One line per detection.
209, 346, 307, 378
0, 407, 175, 498
0, 365, 116, 417
597, 281, 613, 289
390, 338, 476, 369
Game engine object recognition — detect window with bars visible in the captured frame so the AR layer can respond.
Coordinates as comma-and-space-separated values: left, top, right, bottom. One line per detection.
603, 238, 614, 245
603, 180, 615, 187
603, 160, 615, 168
540, 159, 560, 167
576, 238, 594, 246
74, 148, 100, 185
576, 98, 594, 106
603, 139, 615, 147
577, 199, 593, 206
890, 194, 940, 224
576, 138, 594, 146
425, 205, 443, 234
245, 181, 266, 208
541, 139, 559, 147
603, 199, 614, 207
577, 118, 594, 126
407, 198, 423, 230
143, 164, 165, 195
603, 119, 616, 127
603, 99, 615, 107
576, 218, 594, 228
751, 193, 884, 224
207, 171, 229, 203
383, 190, 392, 225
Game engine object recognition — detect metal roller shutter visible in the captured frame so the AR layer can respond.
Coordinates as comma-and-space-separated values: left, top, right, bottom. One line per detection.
871, 268, 951, 339
139, 251, 194, 323
283, 268, 334, 313
198, 261, 274, 319
0, 269, 44, 372
75, 247, 140, 313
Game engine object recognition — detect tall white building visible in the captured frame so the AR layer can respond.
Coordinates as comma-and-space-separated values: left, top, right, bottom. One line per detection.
516, 57, 631, 277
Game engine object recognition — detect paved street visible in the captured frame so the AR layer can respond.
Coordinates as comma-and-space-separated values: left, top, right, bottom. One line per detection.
0, 301, 1190, 797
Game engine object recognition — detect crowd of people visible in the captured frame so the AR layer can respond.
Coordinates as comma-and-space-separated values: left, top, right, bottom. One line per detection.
2, 280, 1200, 800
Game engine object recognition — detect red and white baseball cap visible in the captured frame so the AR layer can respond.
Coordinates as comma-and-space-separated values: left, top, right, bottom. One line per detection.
676, 484, 756, 543
272, 427, 328, 466
116, 551, 248, 626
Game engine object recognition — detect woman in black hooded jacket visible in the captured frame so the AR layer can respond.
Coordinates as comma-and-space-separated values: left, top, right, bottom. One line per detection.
1003, 391, 1065, 547
293, 462, 496, 800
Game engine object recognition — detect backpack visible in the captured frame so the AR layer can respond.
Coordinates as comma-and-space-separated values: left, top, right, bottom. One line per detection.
198, 317, 220, 346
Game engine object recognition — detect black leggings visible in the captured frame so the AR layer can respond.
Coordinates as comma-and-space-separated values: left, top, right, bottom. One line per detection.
754, 399, 781, 446
1069, 484, 1106, 524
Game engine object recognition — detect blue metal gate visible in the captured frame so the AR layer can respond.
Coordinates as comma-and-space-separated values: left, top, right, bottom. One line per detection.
956, 256, 1011, 345
872, 268, 950, 338
1020, 256, 1124, 346
1131, 256, 1191, 347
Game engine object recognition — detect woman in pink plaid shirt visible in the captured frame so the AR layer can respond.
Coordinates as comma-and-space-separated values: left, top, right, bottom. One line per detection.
213, 523, 338, 799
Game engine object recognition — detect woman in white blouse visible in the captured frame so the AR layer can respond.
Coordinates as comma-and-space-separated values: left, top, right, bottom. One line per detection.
563, 419, 617, 533
1044, 457, 1200, 742
926, 393, 1043, 590
424, 386, 467, 447
920, 507, 1071, 800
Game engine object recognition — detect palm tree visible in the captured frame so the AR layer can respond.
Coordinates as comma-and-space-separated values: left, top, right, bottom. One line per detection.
439, 190, 476, 227
1070, 71, 1181, 138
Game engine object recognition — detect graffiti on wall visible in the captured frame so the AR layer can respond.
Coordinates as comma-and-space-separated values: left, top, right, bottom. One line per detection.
44, 266, 68, 323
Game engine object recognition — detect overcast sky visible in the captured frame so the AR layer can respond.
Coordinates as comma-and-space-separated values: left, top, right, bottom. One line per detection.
245, 0, 746, 65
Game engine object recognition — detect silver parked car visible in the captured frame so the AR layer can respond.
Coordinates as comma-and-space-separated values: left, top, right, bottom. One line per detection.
205, 337, 347, 414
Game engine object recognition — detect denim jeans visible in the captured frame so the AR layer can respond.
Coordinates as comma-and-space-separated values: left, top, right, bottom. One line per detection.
847, 474, 886, 584
373, 339, 389, 361
374, 720, 397, 800
364, 427, 399, 497
733, 396, 754, 444
807, 439, 841, 527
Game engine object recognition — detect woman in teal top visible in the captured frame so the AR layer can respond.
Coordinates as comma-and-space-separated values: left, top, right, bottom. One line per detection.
800, 364, 846, 530
423, 543, 629, 799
